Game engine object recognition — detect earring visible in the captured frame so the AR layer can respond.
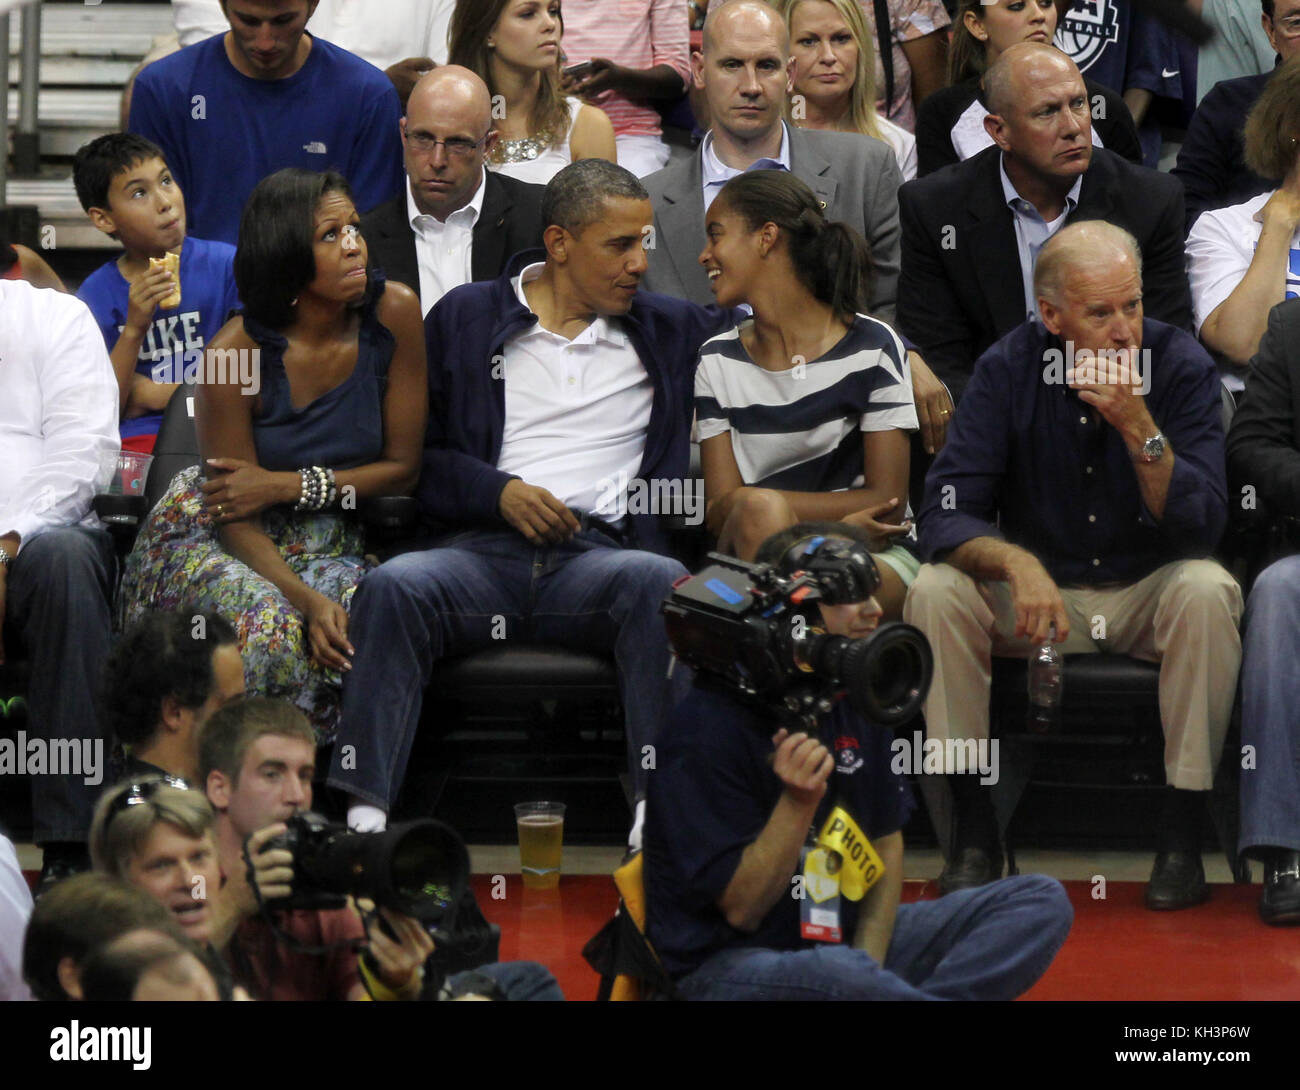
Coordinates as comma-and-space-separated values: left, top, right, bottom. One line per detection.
291, 297, 299, 307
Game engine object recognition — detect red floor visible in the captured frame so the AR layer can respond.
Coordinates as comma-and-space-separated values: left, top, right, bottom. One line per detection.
472, 874, 1300, 1001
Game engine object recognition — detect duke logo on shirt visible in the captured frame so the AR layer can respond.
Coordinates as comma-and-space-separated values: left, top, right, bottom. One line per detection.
834, 735, 864, 775
125, 310, 205, 375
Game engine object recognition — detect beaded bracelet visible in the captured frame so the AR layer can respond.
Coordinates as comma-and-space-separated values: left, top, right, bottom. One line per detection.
295, 466, 338, 511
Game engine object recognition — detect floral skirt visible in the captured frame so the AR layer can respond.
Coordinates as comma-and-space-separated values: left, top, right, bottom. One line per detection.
117, 465, 371, 744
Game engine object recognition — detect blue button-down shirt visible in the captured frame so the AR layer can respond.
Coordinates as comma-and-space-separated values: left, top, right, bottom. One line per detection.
700, 123, 792, 214
1000, 155, 1082, 322
917, 318, 1227, 587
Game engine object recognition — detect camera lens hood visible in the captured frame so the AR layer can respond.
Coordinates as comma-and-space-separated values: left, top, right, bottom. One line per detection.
838, 621, 934, 727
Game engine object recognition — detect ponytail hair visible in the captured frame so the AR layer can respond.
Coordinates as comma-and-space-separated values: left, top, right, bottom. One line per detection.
715, 170, 872, 320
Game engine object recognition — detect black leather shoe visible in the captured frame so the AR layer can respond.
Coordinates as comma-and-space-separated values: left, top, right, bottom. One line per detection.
36, 842, 92, 899
938, 845, 1003, 895
1260, 851, 1300, 925
1145, 850, 1209, 910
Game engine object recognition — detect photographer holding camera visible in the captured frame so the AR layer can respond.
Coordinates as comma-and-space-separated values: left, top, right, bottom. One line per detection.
199, 696, 562, 1000
644, 522, 1074, 1000
198, 697, 431, 1000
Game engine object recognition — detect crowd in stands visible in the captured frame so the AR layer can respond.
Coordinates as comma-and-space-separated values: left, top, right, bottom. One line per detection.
6, 0, 1300, 1002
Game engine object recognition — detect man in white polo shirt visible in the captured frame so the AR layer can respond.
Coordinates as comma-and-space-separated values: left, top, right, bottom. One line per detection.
0, 281, 119, 889
329, 160, 738, 840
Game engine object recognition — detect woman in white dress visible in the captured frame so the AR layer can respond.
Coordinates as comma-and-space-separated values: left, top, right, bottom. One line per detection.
777, 0, 917, 180
1188, 61, 1300, 375
449, 0, 617, 186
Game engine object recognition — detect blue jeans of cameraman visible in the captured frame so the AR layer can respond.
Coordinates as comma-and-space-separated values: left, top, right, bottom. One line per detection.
328, 527, 689, 810
676, 874, 1073, 1001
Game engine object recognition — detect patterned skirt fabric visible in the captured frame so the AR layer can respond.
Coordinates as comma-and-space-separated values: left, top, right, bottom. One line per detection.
117, 465, 371, 744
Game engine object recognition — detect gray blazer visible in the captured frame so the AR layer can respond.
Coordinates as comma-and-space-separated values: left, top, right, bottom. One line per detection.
640, 125, 902, 323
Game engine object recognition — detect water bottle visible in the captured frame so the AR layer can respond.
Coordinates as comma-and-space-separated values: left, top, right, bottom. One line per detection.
1027, 634, 1063, 734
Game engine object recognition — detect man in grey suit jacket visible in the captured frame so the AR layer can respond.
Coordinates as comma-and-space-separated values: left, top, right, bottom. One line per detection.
641, 0, 902, 323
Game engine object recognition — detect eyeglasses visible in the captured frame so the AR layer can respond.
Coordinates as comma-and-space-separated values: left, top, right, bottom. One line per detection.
1272, 13, 1300, 36
106, 775, 194, 826
405, 131, 490, 158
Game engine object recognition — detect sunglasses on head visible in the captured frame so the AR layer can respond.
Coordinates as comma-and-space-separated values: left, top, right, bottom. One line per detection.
106, 775, 194, 825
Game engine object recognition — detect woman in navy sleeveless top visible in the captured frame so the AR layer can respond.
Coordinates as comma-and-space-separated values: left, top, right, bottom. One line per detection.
120, 170, 427, 742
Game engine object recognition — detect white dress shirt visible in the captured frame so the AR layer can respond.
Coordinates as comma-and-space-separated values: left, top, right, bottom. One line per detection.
0, 281, 119, 552
173, 0, 456, 67
0, 834, 33, 1001
407, 171, 486, 316
700, 122, 792, 214
496, 264, 653, 518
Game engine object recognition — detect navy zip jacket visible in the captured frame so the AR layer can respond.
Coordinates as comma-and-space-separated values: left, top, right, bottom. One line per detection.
418, 249, 737, 556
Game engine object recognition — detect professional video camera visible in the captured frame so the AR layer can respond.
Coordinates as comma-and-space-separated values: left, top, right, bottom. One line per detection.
267, 811, 470, 928
662, 536, 933, 730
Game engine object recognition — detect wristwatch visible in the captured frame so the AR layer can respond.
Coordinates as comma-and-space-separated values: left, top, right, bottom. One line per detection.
1133, 433, 1166, 464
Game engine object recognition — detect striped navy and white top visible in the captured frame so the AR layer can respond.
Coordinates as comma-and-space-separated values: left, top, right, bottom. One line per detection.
694, 314, 918, 493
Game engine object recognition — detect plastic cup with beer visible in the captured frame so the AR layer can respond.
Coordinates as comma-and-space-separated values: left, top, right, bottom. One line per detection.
515, 801, 565, 889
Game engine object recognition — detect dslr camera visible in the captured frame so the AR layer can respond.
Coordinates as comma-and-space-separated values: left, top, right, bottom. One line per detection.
267, 811, 470, 929
662, 535, 933, 729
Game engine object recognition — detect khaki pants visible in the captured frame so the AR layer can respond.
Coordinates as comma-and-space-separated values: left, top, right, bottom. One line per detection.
903, 560, 1244, 790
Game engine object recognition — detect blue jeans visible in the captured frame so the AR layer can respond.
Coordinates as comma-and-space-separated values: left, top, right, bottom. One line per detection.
675, 875, 1073, 1001
328, 528, 688, 809
1239, 555, 1300, 857
4, 527, 115, 843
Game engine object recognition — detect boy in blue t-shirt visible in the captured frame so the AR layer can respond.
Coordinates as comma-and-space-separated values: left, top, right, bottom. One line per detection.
74, 133, 240, 452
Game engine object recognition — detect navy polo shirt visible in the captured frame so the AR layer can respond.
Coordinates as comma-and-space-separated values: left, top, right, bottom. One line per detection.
644, 685, 913, 979
917, 317, 1227, 587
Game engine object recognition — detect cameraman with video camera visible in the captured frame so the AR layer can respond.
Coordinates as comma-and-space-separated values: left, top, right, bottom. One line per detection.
644, 522, 1074, 1000
199, 696, 561, 1001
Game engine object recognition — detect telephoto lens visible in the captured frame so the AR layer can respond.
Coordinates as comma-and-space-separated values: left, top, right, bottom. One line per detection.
272, 814, 471, 925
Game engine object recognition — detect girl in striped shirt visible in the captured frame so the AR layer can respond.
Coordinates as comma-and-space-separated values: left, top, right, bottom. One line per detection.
695, 170, 919, 617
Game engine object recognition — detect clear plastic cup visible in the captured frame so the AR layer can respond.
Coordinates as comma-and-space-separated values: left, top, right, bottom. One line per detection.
514, 801, 565, 889
110, 450, 154, 496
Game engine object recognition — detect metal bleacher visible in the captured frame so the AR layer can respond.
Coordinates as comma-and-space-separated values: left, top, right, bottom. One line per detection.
6, 1, 173, 250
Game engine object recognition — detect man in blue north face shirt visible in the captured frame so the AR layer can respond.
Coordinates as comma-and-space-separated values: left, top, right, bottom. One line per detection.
128, 0, 403, 246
